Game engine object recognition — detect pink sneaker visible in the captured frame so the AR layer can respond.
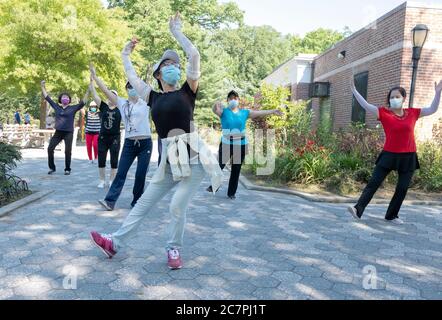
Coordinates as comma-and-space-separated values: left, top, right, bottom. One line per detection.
167, 248, 183, 270
90, 231, 116, 259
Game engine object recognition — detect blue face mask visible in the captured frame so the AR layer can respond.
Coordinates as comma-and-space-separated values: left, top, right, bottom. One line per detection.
228, 100, 239, 109
127, 88, 138, 98
389, 97, 403, 109
90, 108, 97, 113
161, 65, 181, 86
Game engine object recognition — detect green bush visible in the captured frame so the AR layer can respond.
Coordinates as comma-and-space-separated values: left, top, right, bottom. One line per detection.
331, 153, 364, 172
0, 142, 22, 195
415, 142, 442, 192
0, 142, 22, 174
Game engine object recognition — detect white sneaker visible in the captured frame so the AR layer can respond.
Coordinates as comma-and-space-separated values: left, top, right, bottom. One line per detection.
97, 180, 105, 188
89, 160, 94, 164
347, 206, 361, 220
387, 217, 404, 225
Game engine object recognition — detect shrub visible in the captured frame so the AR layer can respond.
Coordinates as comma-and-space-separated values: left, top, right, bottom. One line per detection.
414, 142, 442, 192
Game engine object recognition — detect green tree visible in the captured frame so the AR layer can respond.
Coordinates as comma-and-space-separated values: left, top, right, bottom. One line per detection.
213, 25, 293, 96
300, 28, 345, 54
0, 0, 129, 125
106, 0, 244, 127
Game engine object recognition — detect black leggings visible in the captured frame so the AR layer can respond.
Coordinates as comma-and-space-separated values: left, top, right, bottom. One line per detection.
48, 130, 73, 172
98, 134, 120, 169
218, 143, 247, 197
356, 165, 415, 220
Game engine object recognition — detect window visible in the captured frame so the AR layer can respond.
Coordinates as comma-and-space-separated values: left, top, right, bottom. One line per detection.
310, 82, 330, 98
351, 72, 368, 124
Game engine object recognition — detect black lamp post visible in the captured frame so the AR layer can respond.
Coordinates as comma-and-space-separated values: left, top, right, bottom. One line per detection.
409, 24, 430, 108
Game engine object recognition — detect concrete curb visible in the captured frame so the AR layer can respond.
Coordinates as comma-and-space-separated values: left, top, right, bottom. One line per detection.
0, 190, 53, 218
239, 175, 442, 206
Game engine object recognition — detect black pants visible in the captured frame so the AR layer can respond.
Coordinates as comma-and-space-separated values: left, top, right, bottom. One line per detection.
48, 130, 73, 172
105, 138, 152, 207
355, 165, 415, 220
216, 142, 247, 197
98, 134, 121, 169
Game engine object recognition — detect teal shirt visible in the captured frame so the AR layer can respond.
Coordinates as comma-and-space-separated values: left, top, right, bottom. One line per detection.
220, 108, 250, 145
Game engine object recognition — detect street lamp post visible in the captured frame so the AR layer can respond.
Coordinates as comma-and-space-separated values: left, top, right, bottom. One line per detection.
409, 24, 430, 108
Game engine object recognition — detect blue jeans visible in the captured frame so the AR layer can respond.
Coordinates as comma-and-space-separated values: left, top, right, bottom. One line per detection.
105, 138, 152, 207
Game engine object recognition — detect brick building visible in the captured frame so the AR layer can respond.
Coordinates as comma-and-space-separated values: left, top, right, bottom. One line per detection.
264, 1, 442, 141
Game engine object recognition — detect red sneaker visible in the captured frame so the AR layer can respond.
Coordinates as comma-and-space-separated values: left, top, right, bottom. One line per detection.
90, 231, 116, 259
167, 248, 183, 270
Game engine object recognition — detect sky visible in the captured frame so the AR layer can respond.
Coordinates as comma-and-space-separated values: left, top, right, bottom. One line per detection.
102, 0, 442, 36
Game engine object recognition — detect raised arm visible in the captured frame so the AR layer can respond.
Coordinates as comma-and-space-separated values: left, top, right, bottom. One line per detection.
89, 76, 102, 106
420, 80, 442, 118
249, 109, 283, 120
81, 86, 90, 105
90, 63, 118, 107
41, 80, 49, 98
169, 12, 200, 93
212, 102, 224, 117
351, 81, 379, 118
41, 80, 59, 110
122, 40, 152, 101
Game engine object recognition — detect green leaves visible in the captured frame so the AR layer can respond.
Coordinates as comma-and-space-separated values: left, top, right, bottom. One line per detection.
0, 0, 129, 97
0, 0, 346, 128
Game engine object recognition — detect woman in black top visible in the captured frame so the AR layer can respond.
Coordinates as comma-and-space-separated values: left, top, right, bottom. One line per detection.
41, 80, 89, 175
91, 13, 223, 270
90, 79, 122, 188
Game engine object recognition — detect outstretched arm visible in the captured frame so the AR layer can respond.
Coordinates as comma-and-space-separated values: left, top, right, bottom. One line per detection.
89, 77, 102, 106
90, 63, 118, 107
121, 40, 152, 101
351, 80, 379, 118
169, 12, 200, 93
249, 109, 283, 120
212, 102, 223, 117
420, 80, 442, 118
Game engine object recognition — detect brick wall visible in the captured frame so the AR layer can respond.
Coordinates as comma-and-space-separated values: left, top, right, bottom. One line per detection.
401, 5, 442, 141
312, 3, 407, 131
312, 3, 442, 141
291, 83, 311, 101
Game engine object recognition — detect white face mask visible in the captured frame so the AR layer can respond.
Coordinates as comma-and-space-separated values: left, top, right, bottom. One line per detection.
389, 97, 404, 109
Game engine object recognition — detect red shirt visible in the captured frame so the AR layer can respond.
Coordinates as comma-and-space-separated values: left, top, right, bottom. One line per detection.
378, 107, 421, 153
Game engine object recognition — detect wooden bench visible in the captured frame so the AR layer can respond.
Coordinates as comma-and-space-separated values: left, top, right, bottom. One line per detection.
0, 124, 43, 148
0, 125, 79, 150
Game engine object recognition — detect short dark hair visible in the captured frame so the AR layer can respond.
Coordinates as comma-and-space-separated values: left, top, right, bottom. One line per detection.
227, 90, 239, 100
125, 81, 133, 90
387, 87, 407, 106
58, 93, 71, 104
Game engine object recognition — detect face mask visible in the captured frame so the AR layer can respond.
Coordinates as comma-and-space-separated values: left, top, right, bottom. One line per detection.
61, 97, 70, 105
389, 97, 403, 109
127, 88, 138, 98
90, 108, 97, 113
161, 65, 181, 86
228, 100, 239, 109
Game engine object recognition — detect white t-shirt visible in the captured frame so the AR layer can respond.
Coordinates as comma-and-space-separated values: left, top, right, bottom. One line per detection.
117, 97, 151, 139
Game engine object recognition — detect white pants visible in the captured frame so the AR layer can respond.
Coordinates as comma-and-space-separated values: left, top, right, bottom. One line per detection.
111, 163, 206, 250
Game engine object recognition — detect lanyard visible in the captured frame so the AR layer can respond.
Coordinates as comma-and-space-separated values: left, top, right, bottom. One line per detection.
124, 100, 136, 133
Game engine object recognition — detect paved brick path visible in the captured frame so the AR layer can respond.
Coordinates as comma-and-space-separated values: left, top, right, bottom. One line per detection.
0, 146, 441, 299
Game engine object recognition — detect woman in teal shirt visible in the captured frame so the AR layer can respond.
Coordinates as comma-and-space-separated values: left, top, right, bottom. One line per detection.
208, 90, 282, 199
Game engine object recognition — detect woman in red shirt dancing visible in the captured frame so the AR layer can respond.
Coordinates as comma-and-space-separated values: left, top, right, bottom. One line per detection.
348, 79, 442, 224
